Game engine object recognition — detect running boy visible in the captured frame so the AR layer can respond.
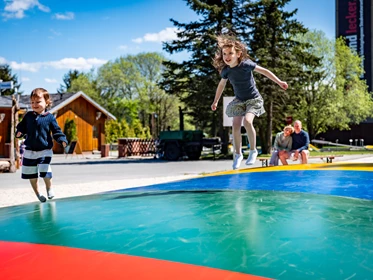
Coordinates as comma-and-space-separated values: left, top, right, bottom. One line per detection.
16, 88, 68, 202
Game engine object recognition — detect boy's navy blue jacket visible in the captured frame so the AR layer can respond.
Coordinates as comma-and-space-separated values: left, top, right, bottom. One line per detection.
16, 111, 68, 151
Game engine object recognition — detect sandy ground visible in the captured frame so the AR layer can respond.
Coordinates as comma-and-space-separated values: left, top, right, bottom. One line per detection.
1, 152, 372, 208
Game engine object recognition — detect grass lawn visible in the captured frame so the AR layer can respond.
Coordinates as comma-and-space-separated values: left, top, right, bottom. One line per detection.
309, 150, 373, 156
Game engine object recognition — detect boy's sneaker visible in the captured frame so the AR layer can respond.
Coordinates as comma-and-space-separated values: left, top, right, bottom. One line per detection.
47, 189, 55, 200
233, 153, 243, 170
37, 195, 47, 203
246, 149, 258, 165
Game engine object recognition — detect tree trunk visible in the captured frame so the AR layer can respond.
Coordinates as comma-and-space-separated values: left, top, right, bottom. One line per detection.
212, 111, 216, 137
307, 115, 315, 141
219, 126, 229, 154
258, 129, 266, 154
14, 106, 20, 168
9, 95, 17, 173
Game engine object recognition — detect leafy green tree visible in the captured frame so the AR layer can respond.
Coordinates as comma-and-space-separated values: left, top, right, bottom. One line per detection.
292, 31, 342, 139
162, 0, 234, 138
58, 70, 82, 93
291, 31, 373, 139
0, 64, 22, 95
105, 118, 150, 143
105, 119, 129, 144
333, 38, 373, 125
60, 52, 186, 138
61, 68, 139, 124
162, 0, 314, 153
97, 53, 182, 133
132, 119, 150, 138
69, 71, 101, 100
97, 57, 142, 100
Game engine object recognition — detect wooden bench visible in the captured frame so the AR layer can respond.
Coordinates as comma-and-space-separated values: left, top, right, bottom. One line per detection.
258, 155, 343, 167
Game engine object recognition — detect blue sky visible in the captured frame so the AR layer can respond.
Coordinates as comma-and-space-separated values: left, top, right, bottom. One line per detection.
0, 0, 335, 95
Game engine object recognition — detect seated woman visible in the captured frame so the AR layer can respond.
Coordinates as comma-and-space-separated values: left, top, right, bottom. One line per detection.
269, 125, 294, 166
279, 120, 310, 165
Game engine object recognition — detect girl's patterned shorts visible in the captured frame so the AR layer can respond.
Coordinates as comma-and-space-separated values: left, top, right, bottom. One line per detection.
226, 96, 265, 117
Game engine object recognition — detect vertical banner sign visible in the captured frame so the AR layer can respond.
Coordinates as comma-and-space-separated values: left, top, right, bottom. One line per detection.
336, 0, 372, 91
223, 96, 245, 127
223, 96, 234, 127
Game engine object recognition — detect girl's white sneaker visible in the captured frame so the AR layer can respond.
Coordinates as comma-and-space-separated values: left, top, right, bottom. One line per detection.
233, 153, 243, 169
246, 149, 258, 165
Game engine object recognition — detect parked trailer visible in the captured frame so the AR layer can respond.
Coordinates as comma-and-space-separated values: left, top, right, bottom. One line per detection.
156, 130, 221, 161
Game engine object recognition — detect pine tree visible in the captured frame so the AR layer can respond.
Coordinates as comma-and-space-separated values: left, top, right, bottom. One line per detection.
0, 64, 22, 95
239, 0, 320, 153
58, 70, 81, 93
162, 0, 319, 153
162, 0, 238, 138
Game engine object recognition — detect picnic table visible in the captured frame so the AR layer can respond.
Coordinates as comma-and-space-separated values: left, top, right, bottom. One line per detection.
258, 155, 343, 167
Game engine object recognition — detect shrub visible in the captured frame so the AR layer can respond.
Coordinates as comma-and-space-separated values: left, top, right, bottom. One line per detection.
64, 118, 78, 142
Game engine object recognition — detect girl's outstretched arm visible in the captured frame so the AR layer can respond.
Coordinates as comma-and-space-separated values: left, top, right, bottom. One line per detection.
254, 65, 288, 90
211, 78, 227, 111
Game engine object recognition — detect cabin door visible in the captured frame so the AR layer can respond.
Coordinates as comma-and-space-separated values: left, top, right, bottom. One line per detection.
92, 125, 98, 151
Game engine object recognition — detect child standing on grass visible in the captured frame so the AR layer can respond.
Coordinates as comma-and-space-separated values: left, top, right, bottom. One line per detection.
211, 35, 288, 169
16, 88, 68, 203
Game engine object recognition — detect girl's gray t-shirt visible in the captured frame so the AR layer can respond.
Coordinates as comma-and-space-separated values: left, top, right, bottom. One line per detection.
221, 59, 260, 101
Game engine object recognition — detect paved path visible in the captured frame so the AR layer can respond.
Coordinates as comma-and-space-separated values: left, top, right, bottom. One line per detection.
1, 153, 372, 208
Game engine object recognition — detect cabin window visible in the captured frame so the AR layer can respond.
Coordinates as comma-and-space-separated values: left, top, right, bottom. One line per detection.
93, 125, 98, 138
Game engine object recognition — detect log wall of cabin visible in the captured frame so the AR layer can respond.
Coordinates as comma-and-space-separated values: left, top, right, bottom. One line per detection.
0, 108, 11, 157
53, 96, 107, 153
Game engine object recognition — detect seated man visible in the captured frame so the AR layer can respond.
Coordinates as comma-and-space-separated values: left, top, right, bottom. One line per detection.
279, 120, 309, 165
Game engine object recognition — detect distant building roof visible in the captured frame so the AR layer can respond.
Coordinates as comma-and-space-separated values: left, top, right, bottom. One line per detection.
18, 92, 76, 111
0, 95, 28, 108
0, 91, 116, 120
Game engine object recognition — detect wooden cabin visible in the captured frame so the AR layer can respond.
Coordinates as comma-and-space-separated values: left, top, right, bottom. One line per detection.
0, 91, 116, 157
0, 95, 20, 158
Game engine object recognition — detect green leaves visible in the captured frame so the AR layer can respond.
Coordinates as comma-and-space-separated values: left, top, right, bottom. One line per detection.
64, 119, 78, 142
0, 64, 21, 95
60, 52, 185, 141
294, 31, 373, 139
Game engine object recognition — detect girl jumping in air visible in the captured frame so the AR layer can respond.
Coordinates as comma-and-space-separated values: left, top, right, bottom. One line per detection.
212, 35, 288, 169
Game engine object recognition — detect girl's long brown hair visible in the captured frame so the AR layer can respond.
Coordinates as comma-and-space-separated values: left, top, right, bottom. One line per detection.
212, 35, 250, 73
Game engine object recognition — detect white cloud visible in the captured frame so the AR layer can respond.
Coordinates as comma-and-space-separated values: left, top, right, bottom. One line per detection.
11, 61, 41, 72
45, 58, 108, 70
117, 45, 141, 53
118, 45, 128, 50
54, 12, 74, 20
2, 0, 50, 19
132, 38, 143, 44
50, 29, 61, 36
21, 77, 31, 82
132, 27, 179, 44
45, 78, 58, 83
1, 57, 108, 72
